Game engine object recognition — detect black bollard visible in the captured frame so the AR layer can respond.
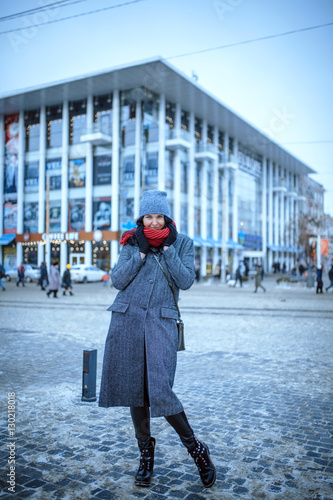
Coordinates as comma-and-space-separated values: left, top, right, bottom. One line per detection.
81, 349, 97, 402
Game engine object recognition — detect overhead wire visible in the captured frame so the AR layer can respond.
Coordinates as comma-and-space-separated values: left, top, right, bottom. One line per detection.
0, 0, 87, 22
166, 22, 333, 59
0, 0, 146, 35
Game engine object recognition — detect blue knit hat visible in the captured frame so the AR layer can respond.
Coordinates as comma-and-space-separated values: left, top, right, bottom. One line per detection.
139, 190, 171, 218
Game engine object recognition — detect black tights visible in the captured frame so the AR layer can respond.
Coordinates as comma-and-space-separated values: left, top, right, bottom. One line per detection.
131, 346, 195, 449
130, 406, 195, 449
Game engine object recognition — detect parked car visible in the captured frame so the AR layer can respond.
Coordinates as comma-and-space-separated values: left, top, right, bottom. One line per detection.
4, 264, 41, 282
70, 265, 107, 283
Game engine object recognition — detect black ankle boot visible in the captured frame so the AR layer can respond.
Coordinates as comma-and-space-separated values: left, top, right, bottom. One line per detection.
188, 437, 216, 488
135, 437, 155, 487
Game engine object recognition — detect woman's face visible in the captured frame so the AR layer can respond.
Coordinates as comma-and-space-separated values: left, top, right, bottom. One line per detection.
143, 213, 165, 230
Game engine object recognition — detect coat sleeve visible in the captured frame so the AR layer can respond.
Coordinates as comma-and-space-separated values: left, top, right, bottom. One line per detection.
162, 237, 195, 290
111, 244, 145, 290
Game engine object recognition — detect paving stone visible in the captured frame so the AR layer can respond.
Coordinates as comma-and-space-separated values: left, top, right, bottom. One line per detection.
1, 279, 333, 499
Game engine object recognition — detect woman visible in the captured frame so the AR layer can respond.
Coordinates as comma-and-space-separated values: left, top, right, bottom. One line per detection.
99, 190, 216, 488
62, 264, 73, 296
46, 262, 60, 298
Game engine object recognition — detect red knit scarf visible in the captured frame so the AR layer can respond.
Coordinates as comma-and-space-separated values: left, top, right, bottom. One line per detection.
120, 221, 176, 247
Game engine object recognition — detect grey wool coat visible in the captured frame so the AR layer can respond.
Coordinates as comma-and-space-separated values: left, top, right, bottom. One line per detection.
98, 234, 195, 418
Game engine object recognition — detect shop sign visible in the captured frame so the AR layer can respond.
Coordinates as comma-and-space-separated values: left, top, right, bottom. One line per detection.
42, 232, 79, 241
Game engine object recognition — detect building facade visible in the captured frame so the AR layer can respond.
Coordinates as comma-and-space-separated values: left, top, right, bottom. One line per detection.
0, 59, 325, 277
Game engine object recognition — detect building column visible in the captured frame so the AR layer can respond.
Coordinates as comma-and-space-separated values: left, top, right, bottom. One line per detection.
0, 114, 4, 256
285, 190, 290, 271
16, 111, 25, 266
200, 120, 208, 278
232, 139, 239, 273
84, 94, 94, 270
261, 157, 267, 271
37, 106, 46, 266
158, 94, 166, 190
280, 189, 285, 270
188, 112, 195, 239
268, 160, 273, 272
134, 99, 142, 218
173, 103, 181, 225
60, 100, 69, 273
212, 126, 219, 271
111, 89, 120, 268
221, 132, 229, 282
295, 175, 299, 262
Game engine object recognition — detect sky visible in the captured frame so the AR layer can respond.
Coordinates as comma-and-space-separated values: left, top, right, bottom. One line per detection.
0, 0, 332, 214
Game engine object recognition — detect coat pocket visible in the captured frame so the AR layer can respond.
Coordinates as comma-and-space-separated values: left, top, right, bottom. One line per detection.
161, 307, 179, 320
107, 302, 129, 313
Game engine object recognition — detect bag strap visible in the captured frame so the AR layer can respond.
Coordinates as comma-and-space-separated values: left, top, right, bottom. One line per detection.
152, 253, 181, 320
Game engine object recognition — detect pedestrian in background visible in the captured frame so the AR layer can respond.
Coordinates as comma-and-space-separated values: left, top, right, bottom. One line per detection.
325, 264, 333, 292
16, 262, 25, 287
46, 262, 60, 298
0, 264, 6, 291
62, 264, 73, 296
233, 264, 243, 287
254, 265, 266, 293
316, 265, 324, 294
99, 190, 216, 489
40, 262, 48, 291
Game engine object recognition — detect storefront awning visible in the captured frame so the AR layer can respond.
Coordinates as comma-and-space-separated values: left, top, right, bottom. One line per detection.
0, 234, 16, 245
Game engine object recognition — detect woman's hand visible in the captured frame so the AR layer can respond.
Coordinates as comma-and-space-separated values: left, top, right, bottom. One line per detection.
163, 223, 178, 248
135, 226, 150, 255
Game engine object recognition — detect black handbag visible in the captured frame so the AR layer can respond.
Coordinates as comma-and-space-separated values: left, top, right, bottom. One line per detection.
152, 253, 185, 351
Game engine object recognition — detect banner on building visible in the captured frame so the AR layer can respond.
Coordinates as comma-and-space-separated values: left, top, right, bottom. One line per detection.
93, 197, 111, 230
93, 155, 111, 185
49, 201, 61, 232
4, 114, 19, 194
3, 197, 17, 234
68, 200, 85, 231
69, 159, 86, 188
24, 202, 39, 233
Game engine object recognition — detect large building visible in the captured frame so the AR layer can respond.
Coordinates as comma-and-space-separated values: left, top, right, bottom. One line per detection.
0, 58, 325, 277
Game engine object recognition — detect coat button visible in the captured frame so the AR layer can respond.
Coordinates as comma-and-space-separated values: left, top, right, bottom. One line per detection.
148, 279, 153, 284
142, 306, 147, 310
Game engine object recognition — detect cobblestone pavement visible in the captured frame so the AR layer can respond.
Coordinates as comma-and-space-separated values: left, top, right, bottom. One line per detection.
0, 277, 332, 500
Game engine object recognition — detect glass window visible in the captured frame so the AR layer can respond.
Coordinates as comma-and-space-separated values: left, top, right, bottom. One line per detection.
69, 100, 86, 145
123, 155, 135, 185
194, 207, 201, 235
207, 209, 213, 238
218, 131, 224, 152
25, 110, 40, 151
165, 151, 174, 189
181, 162, 188, 194
195, 118, 202, 143
146, 152, 158, 186
207, 169, 213, 200
24, 161, 39, 192
47, 105, 62, 148
143, 92, 159, 143
180, 204, 188, 234
46, 158, 62, 191
195, 163, 201, 196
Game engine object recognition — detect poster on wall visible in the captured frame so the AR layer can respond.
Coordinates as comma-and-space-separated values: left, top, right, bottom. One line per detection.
69, 158, 86, 188
68, 200, 85, 231
4, 114, 19, 194
3, 198, 17, 234
93, 197, 111, 230
49, 201, 61, 232
93, 155, 111, 185
24, 202, 39, 233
